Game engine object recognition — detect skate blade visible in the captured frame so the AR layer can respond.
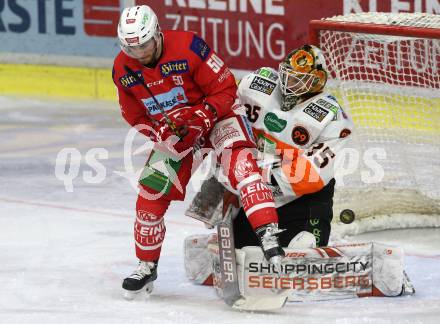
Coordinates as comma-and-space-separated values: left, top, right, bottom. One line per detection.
123, 282, 154, 300
145, 282, 154, 295
123, 289, 143, 300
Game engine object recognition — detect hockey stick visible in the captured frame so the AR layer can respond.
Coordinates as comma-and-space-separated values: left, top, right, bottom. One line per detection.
123, 65, 181, 137
217, 204, 288, 311
217, 216, 242, 307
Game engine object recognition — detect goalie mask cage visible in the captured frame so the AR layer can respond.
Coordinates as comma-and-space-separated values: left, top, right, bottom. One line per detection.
309, 13, 440, 233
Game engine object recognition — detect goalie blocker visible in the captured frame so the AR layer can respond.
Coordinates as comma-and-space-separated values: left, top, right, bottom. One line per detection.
184, 234, 415, 308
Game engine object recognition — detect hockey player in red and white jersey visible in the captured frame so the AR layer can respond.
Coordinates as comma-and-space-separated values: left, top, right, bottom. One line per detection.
112, 5, 284, 298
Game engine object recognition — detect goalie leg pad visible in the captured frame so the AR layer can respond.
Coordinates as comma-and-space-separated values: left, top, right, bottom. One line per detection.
235, 242, 413, 301
371, 243, 407, 297
206, 238, 413, 307
183, 234, 217, 285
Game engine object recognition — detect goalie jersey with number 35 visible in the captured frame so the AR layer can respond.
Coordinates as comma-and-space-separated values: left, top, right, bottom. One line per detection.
237, 67, 354, 204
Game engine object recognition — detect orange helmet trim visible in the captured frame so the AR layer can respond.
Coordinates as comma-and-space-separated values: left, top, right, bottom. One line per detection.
289, 50, 314, 74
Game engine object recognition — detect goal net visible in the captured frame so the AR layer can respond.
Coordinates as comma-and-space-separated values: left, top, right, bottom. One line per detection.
309, 13, 440, 233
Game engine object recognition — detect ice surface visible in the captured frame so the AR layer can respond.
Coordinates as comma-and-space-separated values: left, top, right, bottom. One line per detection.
0, 96, 439, 324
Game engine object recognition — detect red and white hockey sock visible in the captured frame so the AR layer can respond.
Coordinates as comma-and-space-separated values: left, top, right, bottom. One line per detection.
226, 147, 278, 229
134, 196, 170, 261
238, 178, 278, 229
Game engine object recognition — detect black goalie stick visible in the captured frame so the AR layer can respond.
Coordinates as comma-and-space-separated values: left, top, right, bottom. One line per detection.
217, 203, 288, 311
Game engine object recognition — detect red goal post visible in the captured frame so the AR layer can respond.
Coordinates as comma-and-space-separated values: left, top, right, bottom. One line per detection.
310, 18, 440, 45
307, 13, 440, 234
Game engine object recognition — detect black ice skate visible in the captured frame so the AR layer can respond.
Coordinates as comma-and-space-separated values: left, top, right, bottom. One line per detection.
255, 223, 285, 274
122, 261, 158, 300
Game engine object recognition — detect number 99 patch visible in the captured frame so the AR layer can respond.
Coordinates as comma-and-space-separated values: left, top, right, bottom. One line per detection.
291, 126, 310, 146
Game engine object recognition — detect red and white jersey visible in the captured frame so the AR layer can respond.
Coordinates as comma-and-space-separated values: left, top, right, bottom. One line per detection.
112, 30, 237, 136
238, 67, 354, 203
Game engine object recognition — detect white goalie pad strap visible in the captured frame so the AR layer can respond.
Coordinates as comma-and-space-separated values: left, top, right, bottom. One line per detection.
183, 234, 216, 285
236, 242, 409, 301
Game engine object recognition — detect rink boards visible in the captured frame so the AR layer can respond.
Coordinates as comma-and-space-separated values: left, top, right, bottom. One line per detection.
1, 63, 439, 136
0, 63, 115, 101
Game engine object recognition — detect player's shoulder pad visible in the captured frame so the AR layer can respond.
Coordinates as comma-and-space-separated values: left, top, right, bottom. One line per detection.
189, 33, 211, 61
112, 66, 116, 85
112, 53, 137, 88
309, 91, 342, 115
112, 51, 126, 70
240, 67, 278, 83
113, 59, 145, 89
254, 67, 279, 82
163, 29, 194, 40
163, 29, 201, 54
238, 67, 278, 96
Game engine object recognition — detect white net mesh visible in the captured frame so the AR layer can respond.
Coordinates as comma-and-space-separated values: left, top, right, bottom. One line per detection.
315, 13, 440, 230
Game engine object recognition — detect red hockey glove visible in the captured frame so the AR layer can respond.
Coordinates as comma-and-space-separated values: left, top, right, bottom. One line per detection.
150, 118, 191, 154
184, 103, 218, 136
150, 104, 217, 153
177, 103, 217, 151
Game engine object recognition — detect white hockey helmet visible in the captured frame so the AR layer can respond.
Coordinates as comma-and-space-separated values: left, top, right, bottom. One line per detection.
278, 45, 328, 110
117, 5, 161, 61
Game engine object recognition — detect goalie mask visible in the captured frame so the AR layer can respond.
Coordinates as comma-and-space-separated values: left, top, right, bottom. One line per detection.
117, 5, 162, 65
278, 45, 328, 111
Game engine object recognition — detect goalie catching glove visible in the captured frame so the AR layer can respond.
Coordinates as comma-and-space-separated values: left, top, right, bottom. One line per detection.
150, 104, 217, 153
